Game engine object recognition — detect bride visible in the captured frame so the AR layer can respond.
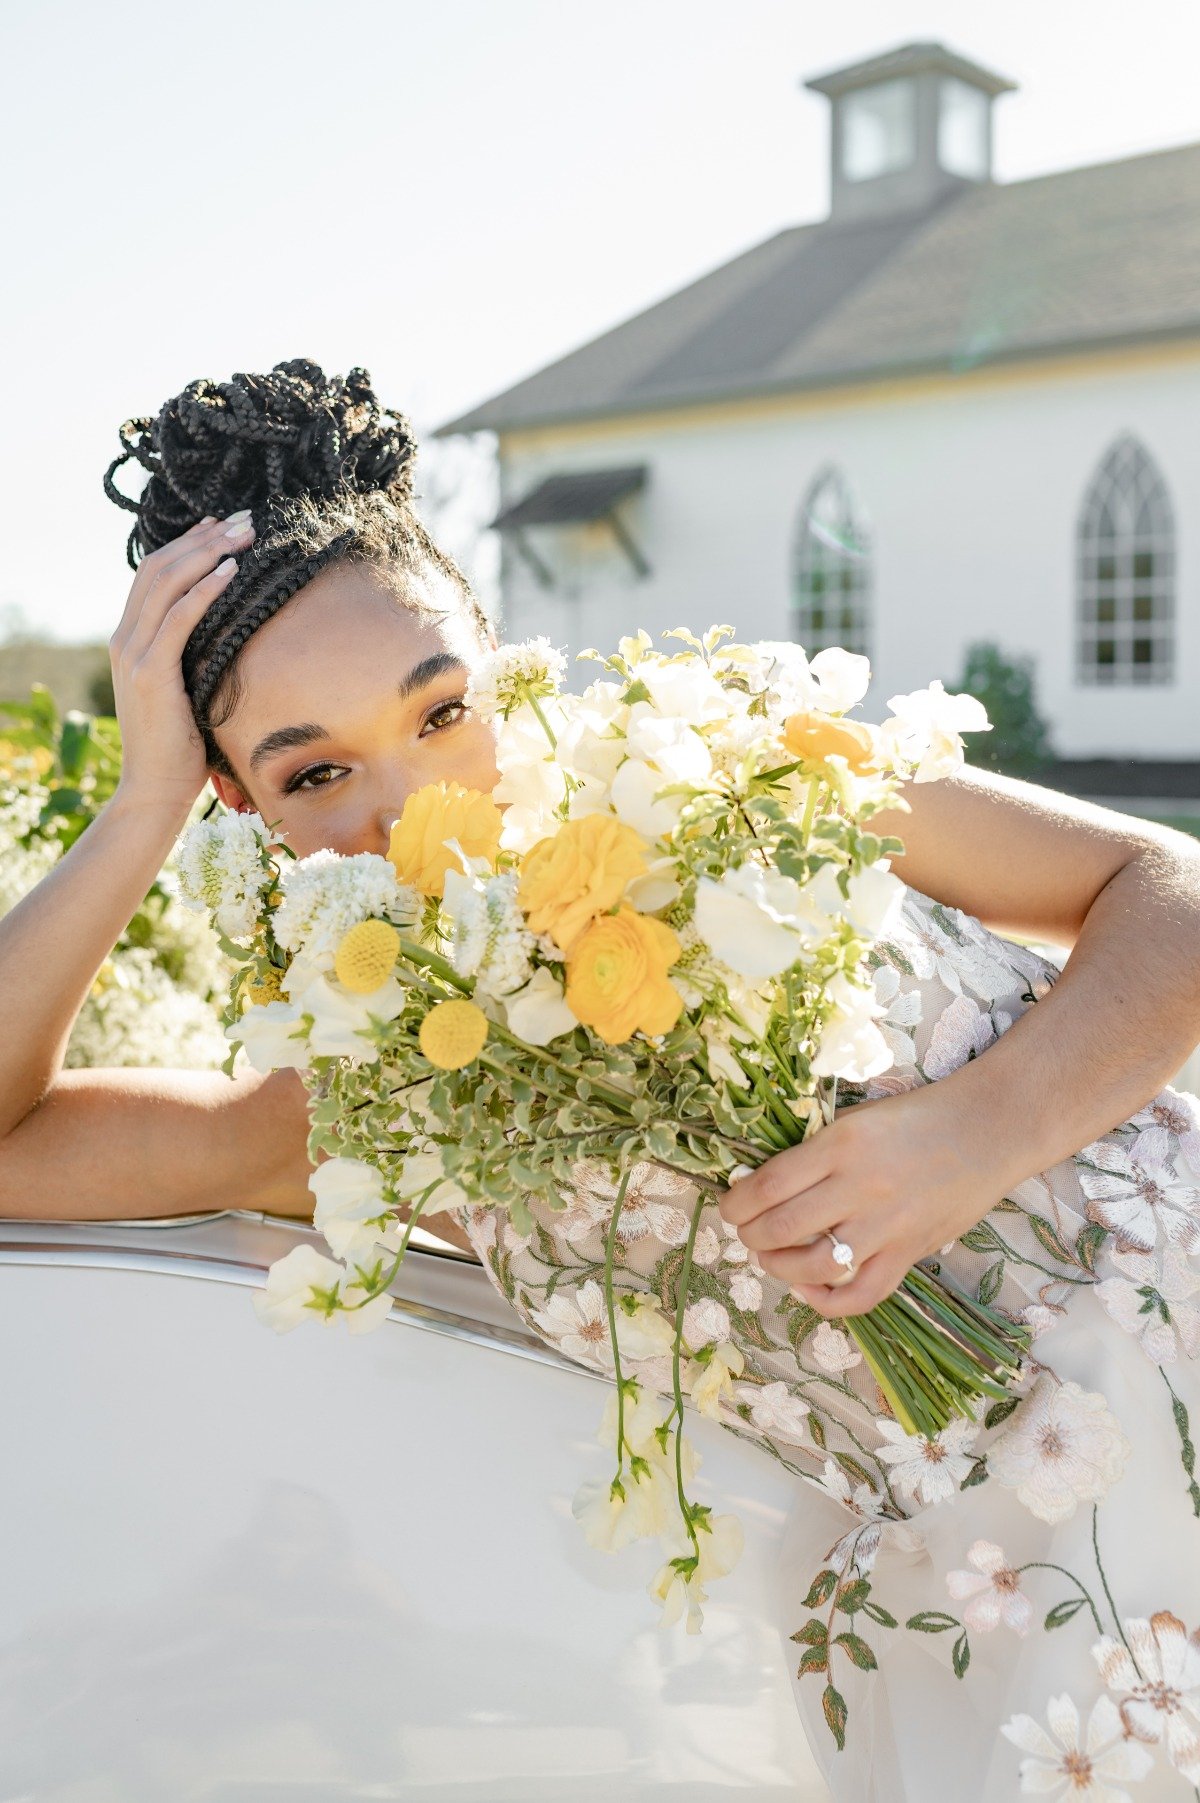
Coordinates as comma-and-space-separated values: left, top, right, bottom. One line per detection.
3, 359, 1200, 1800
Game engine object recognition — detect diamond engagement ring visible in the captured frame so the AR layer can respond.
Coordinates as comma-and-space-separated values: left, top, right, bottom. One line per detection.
826, 1232, 856, 1281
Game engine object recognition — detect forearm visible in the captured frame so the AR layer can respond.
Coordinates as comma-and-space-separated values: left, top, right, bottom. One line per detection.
931, 833, 1200, 1187
0, 785, 187, 1136
0, 1066, 315, 1220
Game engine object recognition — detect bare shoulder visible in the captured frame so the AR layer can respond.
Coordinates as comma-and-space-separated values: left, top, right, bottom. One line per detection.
869, 764, 1198, 945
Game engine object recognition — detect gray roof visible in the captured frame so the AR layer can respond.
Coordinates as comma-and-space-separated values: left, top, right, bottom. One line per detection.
803, 39, 1016, 99
491, 464, 646, 529
436, 140, 1200, 438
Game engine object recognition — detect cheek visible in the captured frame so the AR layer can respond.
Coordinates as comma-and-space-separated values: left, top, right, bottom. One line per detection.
439, 720, 501, 791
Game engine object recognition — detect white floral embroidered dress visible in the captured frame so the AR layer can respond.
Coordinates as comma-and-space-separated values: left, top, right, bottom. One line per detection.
457, 884, 1200, 1801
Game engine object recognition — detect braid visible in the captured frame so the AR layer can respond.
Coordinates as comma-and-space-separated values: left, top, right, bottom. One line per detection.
103, 359, 489, 775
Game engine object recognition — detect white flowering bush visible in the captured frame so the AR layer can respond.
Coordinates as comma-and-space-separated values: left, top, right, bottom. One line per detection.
178, 623, 1033, 1632
0, 685, 232, 1070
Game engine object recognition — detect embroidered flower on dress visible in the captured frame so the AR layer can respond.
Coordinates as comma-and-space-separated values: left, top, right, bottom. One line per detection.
735, 1380, 811, 1444
1077, 1134, 1200, 1257
1001, 1693, 1154, 1799
988, 1378, 1130, 1524
1095, 1248, 1200, 1363
873, 1415, 979, 1507
529, 1279, 611, 1370
946, 1540, 1033, 1636
1129, 1089, 1200, 1178
1093, 1611, 1200, 1781
811, 1321, 863, 1375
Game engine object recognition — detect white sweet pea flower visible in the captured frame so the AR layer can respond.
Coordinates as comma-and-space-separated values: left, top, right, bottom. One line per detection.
309, 1157, 393, 1261
804, 860, 906, 940
690, 1343, 745, 1418
625, 857, 682, 913
573, 1466, 672, 1551
637, 657, 731, 724
284, 966, 407, 1062
812, 973, 894, 1082
881, 680, 991, 783
252, 1243, 393, 1336
503, 965, 577, 1044
809, 647, 872, 713
649, 1511, 744, 1634
228, 998, 311, 1073
610, 757, 685, 841
693, 863, 811, 981
750, 641, 818, 714
395, 1147, 469, 1217
625, 710, 714, 784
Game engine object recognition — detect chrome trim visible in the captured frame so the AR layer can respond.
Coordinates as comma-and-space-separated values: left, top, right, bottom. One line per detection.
0, 1229, 601, 1384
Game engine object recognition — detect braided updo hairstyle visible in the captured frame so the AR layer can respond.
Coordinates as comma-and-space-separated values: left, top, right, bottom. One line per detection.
104, 358, 489, 777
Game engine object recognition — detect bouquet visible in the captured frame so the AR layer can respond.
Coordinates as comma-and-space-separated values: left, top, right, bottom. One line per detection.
177, 626, 1029, 1627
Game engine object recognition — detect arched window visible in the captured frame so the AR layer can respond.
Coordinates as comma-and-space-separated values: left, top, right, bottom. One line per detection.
1076, 433, 1175, 685
793, 466, 872, 656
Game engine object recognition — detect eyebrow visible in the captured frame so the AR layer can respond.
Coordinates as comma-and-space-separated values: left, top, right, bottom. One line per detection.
247, 653, 469, 772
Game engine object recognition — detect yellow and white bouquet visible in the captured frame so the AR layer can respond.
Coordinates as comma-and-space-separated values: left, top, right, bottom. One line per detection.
178, 626, 1028, 1625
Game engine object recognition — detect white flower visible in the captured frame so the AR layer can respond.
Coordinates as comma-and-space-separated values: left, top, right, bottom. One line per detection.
922, 992, 996, 1080
874, 1414, 979, 1507
690, 1342, 745, 1418
728, 1267, 763, 1310
309, 1157, 392, 1261
227, 998, 311, 1073
808, 646, 872, 713
502, 965, 577, 1044
693, 863, 812, 981
613, 1294, 677, 1362
284, 965, 407, 1062
988, 1378, 1130, 1524
395, 1147, 469, 1217
811, 1322, 862, 1375
443, 867, 536, 997
1095, 1248, 1200, 1363
946, 1540, 1033, 1636
273, 849, 416, 961
464, 636, 566, 724
573, 1466, 672, 1551
1093, 1612, 1200, 1779
175, 809, 274, 943
736, 1380, 811, 1444
1001, 1693, 1154, 1799
1130, 1090, 1200, 1178
596, 1382, 668, 1456
749, 640, 818, 714
251, 1242, 394, 1336
1077, 1134, 1200, 1258
637, 657, 732, 724
610, 756, 687, 841
880, 680, 991, 783
529, 1279, 611, 1369
682, 1297, 732, 1350
649, 1511, 744, 1634
812, 972, 894, 1082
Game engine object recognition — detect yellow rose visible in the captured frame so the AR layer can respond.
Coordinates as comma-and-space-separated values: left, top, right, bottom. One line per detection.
387, 781, 502, 897
782, 710, 879, 774
565, 906, 683, 1045
518, 814, 649, 955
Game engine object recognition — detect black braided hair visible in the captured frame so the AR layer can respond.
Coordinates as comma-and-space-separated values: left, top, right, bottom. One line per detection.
103, 358, 487, 776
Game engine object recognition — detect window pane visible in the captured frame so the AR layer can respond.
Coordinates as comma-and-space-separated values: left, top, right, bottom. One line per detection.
939, 77, 989, 181
842, 78, 916, 183
1132, 638, 1154, 665
1133, 550, 1154, 580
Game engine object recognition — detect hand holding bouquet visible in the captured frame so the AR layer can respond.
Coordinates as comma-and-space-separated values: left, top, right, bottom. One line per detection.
178, 625, 1026, 1629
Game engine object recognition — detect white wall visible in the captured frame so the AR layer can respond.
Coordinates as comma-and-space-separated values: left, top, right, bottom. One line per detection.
495, 348, 1200, 756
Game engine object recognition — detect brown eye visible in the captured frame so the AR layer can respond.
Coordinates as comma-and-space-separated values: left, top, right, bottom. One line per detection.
422, 698, 469, 735
284, 762, 347, 794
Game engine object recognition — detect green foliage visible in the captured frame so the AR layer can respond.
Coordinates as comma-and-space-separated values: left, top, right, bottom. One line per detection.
0, 683, 123, 851
944, 641, 1054, 778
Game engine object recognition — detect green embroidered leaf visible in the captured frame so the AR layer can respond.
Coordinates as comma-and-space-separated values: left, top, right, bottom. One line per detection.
791, 1618, 830, 1647
1045, 1597, 1085, 1630
959, 1223, 1001, 1255
960, 1457, 989, 1489
862, 1599, 898, 1629
822, 1683, 849, 1751
836, 1579, 871, 1614
808, 1412, 827, 1450
1029, 1215, 1073, 1264
1075, 1223, 1108, 1272
952, 1631, 971, 1678
976, 1262, 1004, 1306
984, 1396, 1020, 1430
803, 1570, 838, 1609
905, 1610, 959, 1634
797, 1645, 829, 1678
833, 1631, 878, 1671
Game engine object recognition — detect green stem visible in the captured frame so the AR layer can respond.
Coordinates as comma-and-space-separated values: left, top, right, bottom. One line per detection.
1016, 1562, 1104, 1637
1092, 1505, 1144, 1676
603, 1166, 634, 1482
671, 1191, 708, 1559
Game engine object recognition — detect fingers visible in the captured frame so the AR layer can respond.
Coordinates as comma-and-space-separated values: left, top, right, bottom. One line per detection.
148, 555, 241, 663
111, 513, 252, 658
757, 1213, 887, 1288
718, 1135, 833, 1229
790, 1249, 910, 1319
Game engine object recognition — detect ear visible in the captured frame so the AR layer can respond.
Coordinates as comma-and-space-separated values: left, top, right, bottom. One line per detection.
209, 770, 255, 813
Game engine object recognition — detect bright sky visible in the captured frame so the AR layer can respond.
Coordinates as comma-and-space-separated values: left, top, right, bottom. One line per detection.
4, 0, 1199, 642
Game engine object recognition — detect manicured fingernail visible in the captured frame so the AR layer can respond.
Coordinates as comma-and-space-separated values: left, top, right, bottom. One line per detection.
216, 556, 237, 576
728, 1163, 754, 1186
226, 508, 252, 524
199, 515, 217, 525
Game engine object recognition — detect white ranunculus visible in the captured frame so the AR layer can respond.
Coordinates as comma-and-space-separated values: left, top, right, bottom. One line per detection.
228, 999, 311, 1073
808, 646, 872, 712
882, 680, 991, 783
693, 863, 810, 980
310, 1157, 391, 1261
252, 1242, 348, 1333
503, 965, 577, 1044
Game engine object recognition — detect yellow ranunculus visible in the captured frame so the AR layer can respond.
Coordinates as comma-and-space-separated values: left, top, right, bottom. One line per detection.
518, 814, 649, 955
334, 919, 400, 994
419, 998, 489, 1070
564, 906, 683, 1045
782, 710, 879, 774
387, 781, 502, 897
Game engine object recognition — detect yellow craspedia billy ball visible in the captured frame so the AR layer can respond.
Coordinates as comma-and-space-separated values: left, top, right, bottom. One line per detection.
419, 998, 489, 1070
241, 963, 287, 1009
334, 919, 401, 994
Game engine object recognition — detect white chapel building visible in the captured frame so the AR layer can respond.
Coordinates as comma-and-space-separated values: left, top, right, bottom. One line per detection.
439, 41, 1200, 807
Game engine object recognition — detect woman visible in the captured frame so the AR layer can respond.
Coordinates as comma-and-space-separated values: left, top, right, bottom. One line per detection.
2, 359, 1199, 1798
